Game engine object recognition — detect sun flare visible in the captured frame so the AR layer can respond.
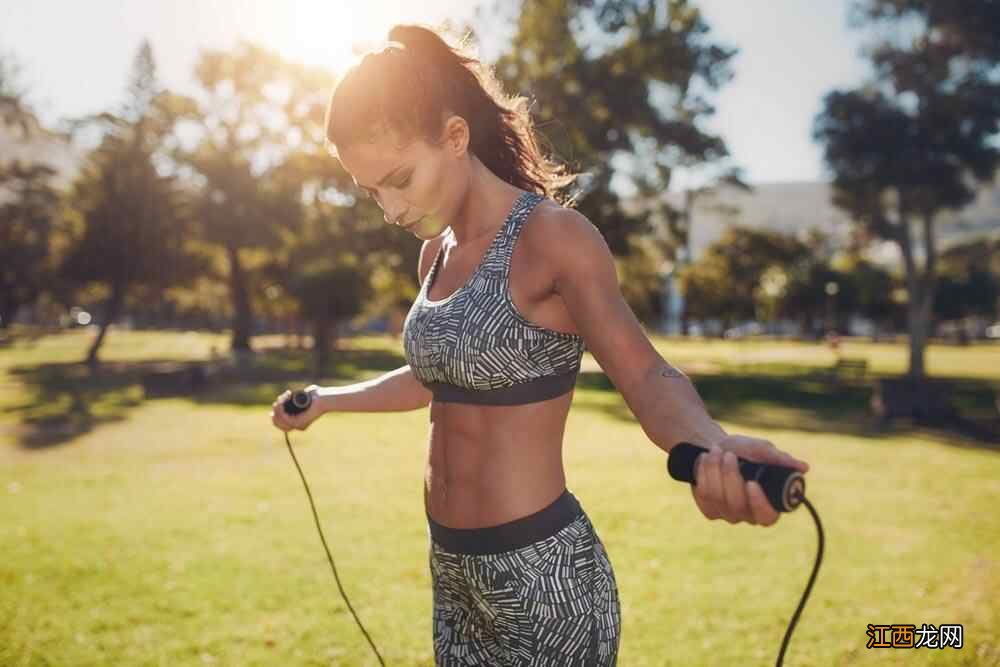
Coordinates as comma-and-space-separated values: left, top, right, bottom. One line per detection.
266, 0, 464, 75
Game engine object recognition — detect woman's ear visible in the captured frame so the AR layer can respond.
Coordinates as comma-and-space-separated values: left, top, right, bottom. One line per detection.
440, 115, 470, 157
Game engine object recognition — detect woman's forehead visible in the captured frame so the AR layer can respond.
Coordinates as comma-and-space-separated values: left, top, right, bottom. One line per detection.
339, 132, 423, 184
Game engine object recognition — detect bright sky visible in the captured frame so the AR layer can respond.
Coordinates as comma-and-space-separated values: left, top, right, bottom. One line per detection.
1, 0, 870, 186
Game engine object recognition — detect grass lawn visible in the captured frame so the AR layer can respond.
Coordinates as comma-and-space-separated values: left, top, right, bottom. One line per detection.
1, 327, 998, 666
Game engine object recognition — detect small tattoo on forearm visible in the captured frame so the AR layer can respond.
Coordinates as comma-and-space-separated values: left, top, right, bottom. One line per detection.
659, 363, 685, 378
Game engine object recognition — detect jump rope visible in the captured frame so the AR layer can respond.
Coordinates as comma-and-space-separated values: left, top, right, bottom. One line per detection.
281, 389, 824, 666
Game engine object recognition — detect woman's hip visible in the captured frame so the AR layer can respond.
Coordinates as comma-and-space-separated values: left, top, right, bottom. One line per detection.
428, 490, 621, 665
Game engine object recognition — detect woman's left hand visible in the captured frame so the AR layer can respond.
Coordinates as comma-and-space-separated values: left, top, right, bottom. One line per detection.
690, 434, 810, 527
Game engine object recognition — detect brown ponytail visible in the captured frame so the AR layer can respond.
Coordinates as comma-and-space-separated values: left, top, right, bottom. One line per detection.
325, 24, 576, 203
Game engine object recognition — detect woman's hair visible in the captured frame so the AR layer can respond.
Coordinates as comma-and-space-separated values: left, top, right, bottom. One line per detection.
325, 24, 576, 203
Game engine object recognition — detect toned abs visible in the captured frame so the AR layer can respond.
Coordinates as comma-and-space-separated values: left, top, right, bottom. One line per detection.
421, 200, 581, 528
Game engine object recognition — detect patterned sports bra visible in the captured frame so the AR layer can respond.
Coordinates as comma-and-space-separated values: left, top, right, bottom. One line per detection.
402, 191, 587, 405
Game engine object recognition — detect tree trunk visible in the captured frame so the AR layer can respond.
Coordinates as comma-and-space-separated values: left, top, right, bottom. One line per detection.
226, 244, 254, 353
313, 317, 330, 376
0, 301, 16, 329
798, 312, 810, 339
678, 190, 694, 337
897, 210, 939, 381
906, 298, 928, 379
86, 283, 125, 366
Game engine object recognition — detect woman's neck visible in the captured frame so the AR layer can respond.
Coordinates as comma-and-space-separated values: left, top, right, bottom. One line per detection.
448, 159, 524, 246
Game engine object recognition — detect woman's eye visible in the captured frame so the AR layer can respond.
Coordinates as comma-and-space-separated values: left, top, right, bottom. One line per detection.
396, 175, 411, 189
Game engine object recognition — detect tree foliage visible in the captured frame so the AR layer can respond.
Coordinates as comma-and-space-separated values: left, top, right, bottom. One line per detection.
814, 0, 1000, 378
0, 161, 60, 328
61, 41, 201, 363
0, 50, 39, 136
493, 0, 738, 258
934, 235, 1000, 324
679, 226, 807, 331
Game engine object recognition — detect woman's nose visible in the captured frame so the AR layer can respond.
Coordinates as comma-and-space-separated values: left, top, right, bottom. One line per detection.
383, 208, 407, 226
378, 191, 408, 223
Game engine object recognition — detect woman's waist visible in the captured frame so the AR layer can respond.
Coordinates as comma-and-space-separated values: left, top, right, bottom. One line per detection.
423, 458, 566, 522
425, 426, 563, 486
426, 486, 583, 555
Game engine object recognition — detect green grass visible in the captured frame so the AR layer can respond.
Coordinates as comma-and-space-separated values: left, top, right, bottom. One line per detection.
1, 327, 999, 666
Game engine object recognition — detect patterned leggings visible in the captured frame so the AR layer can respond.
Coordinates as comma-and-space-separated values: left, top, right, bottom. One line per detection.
427, 490, 621, 666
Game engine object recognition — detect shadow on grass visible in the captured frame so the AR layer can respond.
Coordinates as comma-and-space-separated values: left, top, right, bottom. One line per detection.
573, 364, 1000, 452
6, 345, 405, 450
8, 345, 997, 453
4, 361, 138, 450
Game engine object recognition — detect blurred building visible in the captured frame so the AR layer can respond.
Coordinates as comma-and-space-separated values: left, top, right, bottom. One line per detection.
661, 179, 1000, 265
646, 179, 1000, 336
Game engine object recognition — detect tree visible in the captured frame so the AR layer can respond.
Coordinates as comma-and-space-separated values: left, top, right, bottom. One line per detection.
934, 236, 1000, 339
679, 226, 807, 335
185, 49, 415, 365
181, 43, 349, 355
813, 0, 1000, 379
492, 0, 738, 259
0, 50, 39, 136
61, 41, 199, 364
934, 269, 997, 325
262, 137, 384, 373
938, 234, 1000, 284
0, 51, 63, 329
841, 257, 899, 337
285, 254, 372, 375
0, 161, 60, 328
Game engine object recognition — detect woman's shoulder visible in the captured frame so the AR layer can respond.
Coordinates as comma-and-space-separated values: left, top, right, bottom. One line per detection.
522, 197, 606, 258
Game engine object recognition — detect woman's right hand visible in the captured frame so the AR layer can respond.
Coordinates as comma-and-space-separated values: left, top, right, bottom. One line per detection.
270, 385, 323, 432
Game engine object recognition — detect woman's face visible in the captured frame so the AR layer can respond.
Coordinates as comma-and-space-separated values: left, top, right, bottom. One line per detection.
337, 122, 470, 241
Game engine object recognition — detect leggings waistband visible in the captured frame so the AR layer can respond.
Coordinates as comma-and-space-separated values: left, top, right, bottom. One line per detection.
427, 489, 583, 556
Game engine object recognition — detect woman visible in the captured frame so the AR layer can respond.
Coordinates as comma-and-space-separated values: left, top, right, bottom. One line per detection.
271, 24, 810, 666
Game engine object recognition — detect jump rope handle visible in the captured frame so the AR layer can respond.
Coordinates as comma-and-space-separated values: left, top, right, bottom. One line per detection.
283, 389, 312, 416
669, 442, 822, 667
667, 441, 806, 512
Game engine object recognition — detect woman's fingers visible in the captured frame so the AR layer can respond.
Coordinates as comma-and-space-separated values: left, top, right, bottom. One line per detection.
747, 482, 779, 526
693, 447, 781, 526
270, 391, 318, 433
694, 447, 725, 520
689, 437, 804, 526
270, 392, 295, 432
271, 407, 290, 432
720, 451, 752, 524
691, 483, 722, 520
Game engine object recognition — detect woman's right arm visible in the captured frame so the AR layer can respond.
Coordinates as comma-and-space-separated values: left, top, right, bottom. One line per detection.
272, 238, 443, 431
271, 365, 431, 432
315, 364, 432, 413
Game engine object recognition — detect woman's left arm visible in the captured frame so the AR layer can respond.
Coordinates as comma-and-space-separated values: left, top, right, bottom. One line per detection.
536, 207, 809, 527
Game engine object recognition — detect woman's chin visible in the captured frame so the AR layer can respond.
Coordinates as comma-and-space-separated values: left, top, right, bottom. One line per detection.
410, 217, 448, 240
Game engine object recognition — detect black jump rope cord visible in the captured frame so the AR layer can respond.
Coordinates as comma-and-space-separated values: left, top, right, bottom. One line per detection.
284, 429, 824, 667
283, 431, 386, 667
777, 495, 824, 667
